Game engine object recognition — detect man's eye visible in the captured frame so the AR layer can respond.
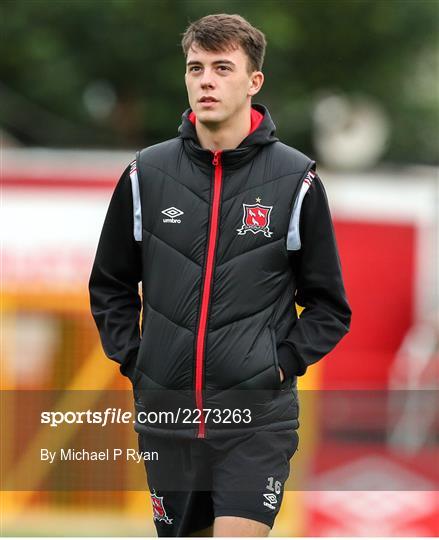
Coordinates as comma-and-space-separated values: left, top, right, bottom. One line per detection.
189, 66, 200, 72
218, 66, 230, 71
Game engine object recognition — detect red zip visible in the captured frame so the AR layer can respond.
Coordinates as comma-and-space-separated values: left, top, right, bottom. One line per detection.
194, 149, 223, 438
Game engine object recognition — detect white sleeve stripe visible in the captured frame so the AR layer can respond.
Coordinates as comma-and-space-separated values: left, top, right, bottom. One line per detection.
286, 169, 315, 251
129, 160, 142, 242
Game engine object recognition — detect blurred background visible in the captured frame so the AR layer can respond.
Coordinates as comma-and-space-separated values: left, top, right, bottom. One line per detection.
1, 0, 438, 536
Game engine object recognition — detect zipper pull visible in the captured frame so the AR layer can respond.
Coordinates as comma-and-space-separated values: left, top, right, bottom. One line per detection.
212, 150, 221, 166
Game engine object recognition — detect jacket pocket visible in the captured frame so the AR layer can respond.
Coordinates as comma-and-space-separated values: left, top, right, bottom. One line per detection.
268, 324, 282, 390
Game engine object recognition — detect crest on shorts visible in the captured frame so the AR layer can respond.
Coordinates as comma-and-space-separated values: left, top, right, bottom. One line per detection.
236, 198, 273, 238
150, 490, 173, 524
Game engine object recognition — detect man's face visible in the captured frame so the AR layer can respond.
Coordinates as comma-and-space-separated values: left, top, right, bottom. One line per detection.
184, 42, 263, 127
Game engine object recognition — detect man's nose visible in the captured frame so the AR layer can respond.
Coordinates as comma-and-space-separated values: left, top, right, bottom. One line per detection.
200, 69, 215, 88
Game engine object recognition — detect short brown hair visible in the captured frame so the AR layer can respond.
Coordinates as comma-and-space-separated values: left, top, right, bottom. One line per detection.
181, 13, 267, 74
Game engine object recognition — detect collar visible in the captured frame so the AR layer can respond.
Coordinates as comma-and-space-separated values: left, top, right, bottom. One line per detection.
178, 103, 278, 171
188, 106, 264, 135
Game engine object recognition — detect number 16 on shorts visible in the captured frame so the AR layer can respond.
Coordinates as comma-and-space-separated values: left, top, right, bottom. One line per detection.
263, 476, 282, 510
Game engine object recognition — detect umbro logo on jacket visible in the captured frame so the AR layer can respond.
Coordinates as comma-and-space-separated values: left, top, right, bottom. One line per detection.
162, 207, 184, 223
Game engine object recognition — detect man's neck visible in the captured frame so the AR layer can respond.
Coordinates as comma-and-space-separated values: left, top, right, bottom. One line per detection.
195, 104, 252, 152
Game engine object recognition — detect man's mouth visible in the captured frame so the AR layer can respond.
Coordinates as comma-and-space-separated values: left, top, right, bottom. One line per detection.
199, 97, 219, 103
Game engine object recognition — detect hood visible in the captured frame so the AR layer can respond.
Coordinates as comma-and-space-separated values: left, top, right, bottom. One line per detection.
177, 103, 279, 170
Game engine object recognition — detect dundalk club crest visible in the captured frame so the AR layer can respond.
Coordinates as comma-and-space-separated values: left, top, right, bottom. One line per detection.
236, 197, 273, 238
150, 490, 173, 525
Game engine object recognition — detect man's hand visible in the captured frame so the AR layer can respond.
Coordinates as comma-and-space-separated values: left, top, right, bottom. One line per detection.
279, 367, 285, 383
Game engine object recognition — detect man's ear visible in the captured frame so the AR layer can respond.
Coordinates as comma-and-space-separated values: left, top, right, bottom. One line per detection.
249, 71, 264, 97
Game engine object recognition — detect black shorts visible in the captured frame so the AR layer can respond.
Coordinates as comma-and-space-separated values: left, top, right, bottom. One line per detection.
138, 429, 299, 537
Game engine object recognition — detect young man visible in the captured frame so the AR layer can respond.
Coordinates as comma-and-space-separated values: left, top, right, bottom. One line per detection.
89, 13, 352, 538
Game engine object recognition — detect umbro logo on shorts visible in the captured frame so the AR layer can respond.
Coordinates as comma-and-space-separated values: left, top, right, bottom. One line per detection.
263, 492, 278, 510
162, 207, 184, 224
